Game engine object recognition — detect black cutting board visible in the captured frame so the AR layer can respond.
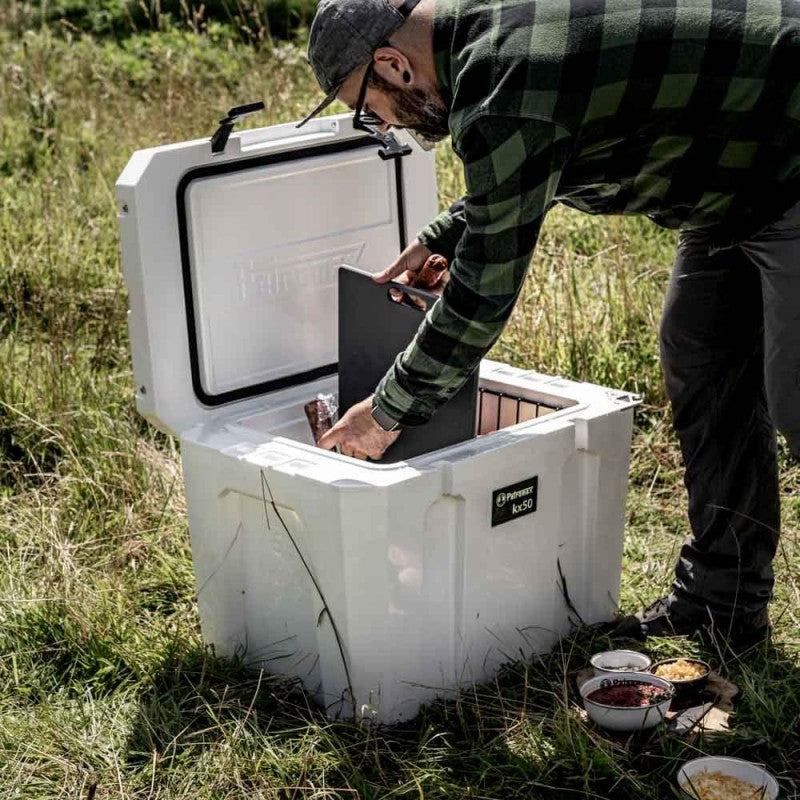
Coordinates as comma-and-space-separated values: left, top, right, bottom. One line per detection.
338, 265, 478, 463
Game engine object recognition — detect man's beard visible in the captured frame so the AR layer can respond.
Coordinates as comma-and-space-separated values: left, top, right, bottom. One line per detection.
369, 71, 450, 143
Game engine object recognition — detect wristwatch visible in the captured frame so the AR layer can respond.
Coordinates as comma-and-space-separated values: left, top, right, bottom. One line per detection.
371, 401, 402, 432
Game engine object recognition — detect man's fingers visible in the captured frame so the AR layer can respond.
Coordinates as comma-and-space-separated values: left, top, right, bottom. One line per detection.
374, 238, 432, 283
318, 426, 376, 458
389, 287, 427, 310
388, 272, 413, 304
315, 395, 399, 460
428, 269, 450, 297
374, 258, 416, 284
339, 444, 369, 460
321, 431, 391, 460
317, 426, 342, 451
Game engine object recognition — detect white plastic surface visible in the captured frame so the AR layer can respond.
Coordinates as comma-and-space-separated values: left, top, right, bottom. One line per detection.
116, 115, 438, 435
185, 146, 403, 396
180, 360, 637, 722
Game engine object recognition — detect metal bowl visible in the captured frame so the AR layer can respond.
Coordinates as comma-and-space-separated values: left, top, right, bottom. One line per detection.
649, 657, 710, 700
590, 649, 652, 677
580, 671, 673, 732
677, 756, 779, 799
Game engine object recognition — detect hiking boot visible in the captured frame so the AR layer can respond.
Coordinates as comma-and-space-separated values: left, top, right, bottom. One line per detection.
611, 596, 701, 641
610, 595, 771, 650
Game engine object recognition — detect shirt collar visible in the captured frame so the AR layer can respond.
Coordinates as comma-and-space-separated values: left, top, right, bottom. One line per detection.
432, 0, 454, 109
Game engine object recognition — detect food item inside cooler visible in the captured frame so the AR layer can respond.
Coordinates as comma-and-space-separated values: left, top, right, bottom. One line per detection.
304, 393, 338, 444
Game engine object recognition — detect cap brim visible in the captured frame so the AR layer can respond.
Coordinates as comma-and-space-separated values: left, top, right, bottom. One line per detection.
296, 86, 341, 128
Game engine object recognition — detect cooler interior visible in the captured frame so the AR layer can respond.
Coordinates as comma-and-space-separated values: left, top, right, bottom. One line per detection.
236, 374, 579, 454
475, 384, 575, 435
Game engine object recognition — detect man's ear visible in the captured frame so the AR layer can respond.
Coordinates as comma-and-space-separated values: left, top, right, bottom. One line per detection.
373, 46, 414, 88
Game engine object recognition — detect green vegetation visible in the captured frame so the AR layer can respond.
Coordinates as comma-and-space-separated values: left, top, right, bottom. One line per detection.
1, 12, 799, 799
2, 0, 317, 42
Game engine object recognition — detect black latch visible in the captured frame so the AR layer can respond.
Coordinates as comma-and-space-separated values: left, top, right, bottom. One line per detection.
210, 101, 265, 154
370, 130, 413, 161
352, 103, 412, 160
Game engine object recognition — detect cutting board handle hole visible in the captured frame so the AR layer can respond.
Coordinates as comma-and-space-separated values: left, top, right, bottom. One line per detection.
386, 288, 428, 311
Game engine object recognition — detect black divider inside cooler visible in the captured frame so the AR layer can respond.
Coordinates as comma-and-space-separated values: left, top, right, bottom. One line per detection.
338, 266, 479, 462
336, 266, 579, 461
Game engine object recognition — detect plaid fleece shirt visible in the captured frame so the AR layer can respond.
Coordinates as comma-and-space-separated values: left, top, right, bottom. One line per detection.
375, 0, 800, 426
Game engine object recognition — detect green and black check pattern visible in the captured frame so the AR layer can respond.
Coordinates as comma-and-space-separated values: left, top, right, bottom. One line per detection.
376, 0, 800, 426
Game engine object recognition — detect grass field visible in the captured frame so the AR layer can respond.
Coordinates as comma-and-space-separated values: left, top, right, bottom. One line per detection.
1, 17, 799, 800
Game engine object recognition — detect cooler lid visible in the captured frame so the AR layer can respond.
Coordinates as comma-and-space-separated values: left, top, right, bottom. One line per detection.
116, 114, 438, 435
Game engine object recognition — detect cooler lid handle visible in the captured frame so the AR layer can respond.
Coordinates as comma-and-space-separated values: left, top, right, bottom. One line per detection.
210, 101, 265, 154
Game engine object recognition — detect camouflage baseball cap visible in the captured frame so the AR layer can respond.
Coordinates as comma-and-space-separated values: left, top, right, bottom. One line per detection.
297, 0, 420, 127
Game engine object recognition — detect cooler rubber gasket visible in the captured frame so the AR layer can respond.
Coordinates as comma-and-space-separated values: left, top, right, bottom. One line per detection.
176, 135, 409, 407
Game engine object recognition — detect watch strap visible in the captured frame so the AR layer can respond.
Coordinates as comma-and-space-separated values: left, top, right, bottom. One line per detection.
371, 401, 402, 432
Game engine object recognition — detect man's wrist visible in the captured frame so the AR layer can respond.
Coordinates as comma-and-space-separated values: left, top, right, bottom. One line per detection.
371, 400, 402, 432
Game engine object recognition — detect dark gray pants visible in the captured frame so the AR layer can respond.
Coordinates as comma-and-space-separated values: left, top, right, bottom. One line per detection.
661, 201, 800, 620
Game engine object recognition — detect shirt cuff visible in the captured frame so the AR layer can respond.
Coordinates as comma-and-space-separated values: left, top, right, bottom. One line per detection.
417, 210, 465, 262
374, 361, 434, 427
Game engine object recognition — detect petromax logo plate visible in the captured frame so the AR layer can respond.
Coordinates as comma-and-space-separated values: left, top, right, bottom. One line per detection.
491, 476, 538, 527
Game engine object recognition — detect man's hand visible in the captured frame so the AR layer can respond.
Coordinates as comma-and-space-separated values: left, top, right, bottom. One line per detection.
374, 237, 432, 285
317, 395, 400, 460
373, 238, 449, 307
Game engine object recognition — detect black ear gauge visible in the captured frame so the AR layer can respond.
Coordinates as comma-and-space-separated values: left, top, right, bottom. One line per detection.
402, 70, 411, 83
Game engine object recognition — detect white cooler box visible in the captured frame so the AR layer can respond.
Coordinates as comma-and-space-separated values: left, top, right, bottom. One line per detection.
116, 114, 637, 723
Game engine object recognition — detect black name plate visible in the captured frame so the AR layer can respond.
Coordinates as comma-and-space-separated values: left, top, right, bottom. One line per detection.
491, 476, 538, 527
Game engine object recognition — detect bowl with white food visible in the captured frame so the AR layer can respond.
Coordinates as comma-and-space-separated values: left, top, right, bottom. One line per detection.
590, 649, 652, 677
677, 756, 779, 800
